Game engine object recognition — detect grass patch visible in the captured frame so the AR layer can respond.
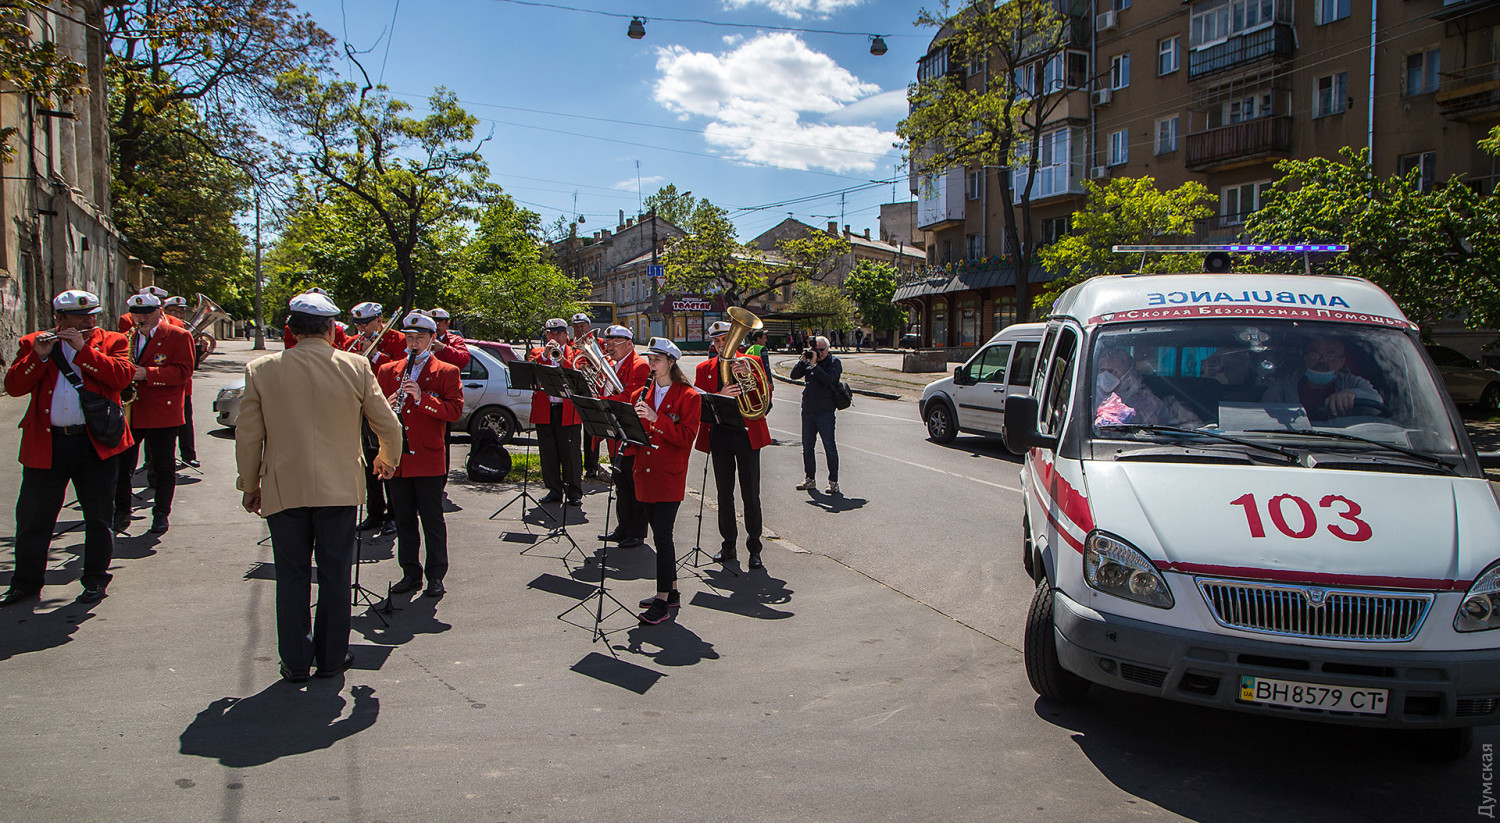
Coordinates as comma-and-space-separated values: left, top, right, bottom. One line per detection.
502, 451, 610, 483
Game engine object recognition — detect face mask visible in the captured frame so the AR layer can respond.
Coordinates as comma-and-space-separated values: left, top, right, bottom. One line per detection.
1304, 368, 1337, 386
1096, 372, 1120, 395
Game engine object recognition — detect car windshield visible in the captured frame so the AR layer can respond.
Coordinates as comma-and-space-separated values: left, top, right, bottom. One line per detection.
1088, 320, 1460, 457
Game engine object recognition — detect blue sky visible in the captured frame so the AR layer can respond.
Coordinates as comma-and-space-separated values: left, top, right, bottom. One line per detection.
296, 0, 932, 240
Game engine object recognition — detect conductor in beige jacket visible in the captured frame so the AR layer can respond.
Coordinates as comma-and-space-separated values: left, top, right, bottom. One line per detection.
236, 292, 404, 683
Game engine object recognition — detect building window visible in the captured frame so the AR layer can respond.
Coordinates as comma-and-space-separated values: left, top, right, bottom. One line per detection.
1155, 116, 1179, 154
1399, 152, 1437, 191
993, 296, 1017, 333
1191, 0, 1280, 47
1226, 93, 1273, 124
1314, 72, 1348, 118
966, 233, 985, 259
1041, 216, 1070, 246
1158, 36, 1180, 75
1013, 127, 1084, 199
1315, 0, 1350, 25
957, 297, 981, 347
932, 302, 948, 347
942, 238, 953, 263
1222, 181, 1272, 225
1405, 49, 1440, 96
967, 168, 985, 200
1116, 0, 1132, 9
969, 51, 985, 76
1110, 53, 1131, 89
1108, 129, 1129, 166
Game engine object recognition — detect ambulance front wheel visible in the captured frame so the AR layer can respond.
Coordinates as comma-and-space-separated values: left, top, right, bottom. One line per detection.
1024, 581, 1091, 703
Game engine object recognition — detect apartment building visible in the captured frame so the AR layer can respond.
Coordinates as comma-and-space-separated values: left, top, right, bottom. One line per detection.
905, 0, 1500, 355
550, 213, 685, 341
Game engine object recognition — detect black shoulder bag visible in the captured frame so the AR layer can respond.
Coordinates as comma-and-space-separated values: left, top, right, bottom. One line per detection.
50, 346, 126, 448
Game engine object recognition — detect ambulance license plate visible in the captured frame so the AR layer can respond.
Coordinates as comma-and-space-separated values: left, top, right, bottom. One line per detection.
1239, 675, 1388, 715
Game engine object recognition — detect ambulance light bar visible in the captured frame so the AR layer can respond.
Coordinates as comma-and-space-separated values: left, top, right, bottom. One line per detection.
1111, 244, 1348, 253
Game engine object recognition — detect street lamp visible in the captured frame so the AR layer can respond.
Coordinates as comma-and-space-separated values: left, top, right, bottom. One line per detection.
628, 17, 646, 39
870, 36, 888, 56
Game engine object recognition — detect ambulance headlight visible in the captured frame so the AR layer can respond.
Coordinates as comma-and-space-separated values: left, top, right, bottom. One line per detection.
1455, 561, 1500, 632
1083, 531, 1173, 609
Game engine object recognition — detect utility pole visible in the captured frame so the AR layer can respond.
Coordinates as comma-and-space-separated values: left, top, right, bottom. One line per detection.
252, 189, 264, 350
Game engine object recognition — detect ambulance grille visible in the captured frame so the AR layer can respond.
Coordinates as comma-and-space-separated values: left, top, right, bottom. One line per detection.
1196, 579, 1432, 642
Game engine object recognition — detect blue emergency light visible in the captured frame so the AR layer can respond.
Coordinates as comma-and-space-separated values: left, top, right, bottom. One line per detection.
1111, 244, 1348, 253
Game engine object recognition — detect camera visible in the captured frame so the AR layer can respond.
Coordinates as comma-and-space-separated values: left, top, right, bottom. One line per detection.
802, 348, 816, 360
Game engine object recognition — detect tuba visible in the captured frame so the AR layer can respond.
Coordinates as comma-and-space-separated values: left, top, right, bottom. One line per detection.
576, 329, 624, 398
185, 293, 229, 367
720, 306, 770, 420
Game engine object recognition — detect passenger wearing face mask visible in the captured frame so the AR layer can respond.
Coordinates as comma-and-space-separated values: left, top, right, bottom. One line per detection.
1094, 348, 1203, 428
1261, 336, 1382, 420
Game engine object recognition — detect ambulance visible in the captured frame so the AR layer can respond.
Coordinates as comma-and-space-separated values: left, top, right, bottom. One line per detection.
1003, 246, 1500, 756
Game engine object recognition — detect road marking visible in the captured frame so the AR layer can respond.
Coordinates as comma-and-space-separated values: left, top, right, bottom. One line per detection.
768, 425, 1022, 493
775, 396, 914, 423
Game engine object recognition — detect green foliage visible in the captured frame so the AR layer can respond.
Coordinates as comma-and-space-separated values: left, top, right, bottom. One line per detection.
789, 281, 854, 332
1245, 147, 1500, 329
451, 198, 588, 340
0, 2, 87, 156
1037, 177, 1216, 309
661, 203, 774, 306
642, 184, 699, 227
843, 261, 907, 332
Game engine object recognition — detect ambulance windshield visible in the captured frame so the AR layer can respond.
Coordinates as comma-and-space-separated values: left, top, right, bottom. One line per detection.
1089, 320, 1460, 457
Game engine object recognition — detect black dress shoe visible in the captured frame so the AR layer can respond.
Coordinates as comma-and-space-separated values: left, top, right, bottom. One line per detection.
379, 520, 397, 536
77, 584, 108, 603
184, 459, 200, 469
0, 589, 39, 607
148, 515, 169, 534
315, 652, 355, 678
112, 512, 131, 533
280, 662, 310, 684
538, 492, 564, 505
356, 516, 382, 531
747, 552, 764, 570
597, 531, 625, 542
389, 576, 422, 595
616, 537, 644, 549
424, 580, 446, 597
712, 549, 738, 564
566, 496, 583, 506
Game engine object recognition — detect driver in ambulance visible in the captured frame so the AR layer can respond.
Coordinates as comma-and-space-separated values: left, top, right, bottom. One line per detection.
1261, 336, 1382, 419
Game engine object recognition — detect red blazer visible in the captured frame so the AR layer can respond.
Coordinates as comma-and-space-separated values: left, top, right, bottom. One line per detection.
125, 321, 194, 429
377, 355, 464, 477
5, 330, 136, 467
632, 381, 701, 503
528, 344, 581, 426
603, 348, 652, 457
433, 331, 470, 368
284, 324, 350, 350
693, 355, 771, 452
342, 328, 407, 367
118, 313, 186, 333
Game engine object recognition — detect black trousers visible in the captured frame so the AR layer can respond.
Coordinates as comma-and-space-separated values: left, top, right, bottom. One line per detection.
11, 431, 118, 593
362, 439, 388, 520
644, 500, 681, 592
116, 426, 178, 518
177, 390, 196, 462
711, 427, 762, 554
611, 452, 648, 539
388, 474, 448, 583
536, 404, 582, 499
584, 435, 600, 474
266, 505, 356, 674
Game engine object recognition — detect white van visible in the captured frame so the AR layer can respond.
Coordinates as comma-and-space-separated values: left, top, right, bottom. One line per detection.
919, 323, 1046, 443
1003, 265, 1500, 755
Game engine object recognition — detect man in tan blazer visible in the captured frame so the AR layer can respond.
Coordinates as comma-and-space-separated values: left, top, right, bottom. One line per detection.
235, 292, 403, 683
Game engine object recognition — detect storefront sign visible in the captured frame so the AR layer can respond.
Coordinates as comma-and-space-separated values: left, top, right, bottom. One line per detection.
669, 298, 712, 312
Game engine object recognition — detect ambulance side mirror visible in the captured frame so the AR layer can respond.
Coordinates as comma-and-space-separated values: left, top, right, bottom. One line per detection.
1003, 396, 1055, 455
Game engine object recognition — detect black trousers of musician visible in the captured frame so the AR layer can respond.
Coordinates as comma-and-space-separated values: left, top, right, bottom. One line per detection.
388, 474, 448, 584
266, 505, 356, 674
583, 435, 600, 475
643, 500, 681, 592
536, 404, 582, 499
611, 452, 648, 539
10, 431, 118, 594
115, 426, 178, 518
710, 426, 762, 554
177, 391, 196, 462
362, 439, 389, 521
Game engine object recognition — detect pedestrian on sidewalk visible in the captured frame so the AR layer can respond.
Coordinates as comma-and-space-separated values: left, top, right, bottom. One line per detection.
790, 335, 843, 496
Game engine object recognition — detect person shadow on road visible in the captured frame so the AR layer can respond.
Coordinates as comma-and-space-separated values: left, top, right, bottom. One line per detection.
178, 682, 379, 767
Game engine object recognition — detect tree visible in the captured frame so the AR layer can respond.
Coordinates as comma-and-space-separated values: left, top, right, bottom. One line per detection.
898, 0, 1083, 324
273, 65, 499, 315
843, 261, 907, 334
642, 184, 699, 227
790, 281, 854, 333
662, 204, 851, 308
450, 198, 588, 340
0, 2, 88, 156
1244, 147, 1500, 329
1037, 177, 1216, 307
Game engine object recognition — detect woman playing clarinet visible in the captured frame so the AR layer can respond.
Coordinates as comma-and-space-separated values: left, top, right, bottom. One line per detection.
633, 337, 701, 625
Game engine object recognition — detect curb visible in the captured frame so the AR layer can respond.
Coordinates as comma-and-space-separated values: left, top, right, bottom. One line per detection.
771, 372, 902, 401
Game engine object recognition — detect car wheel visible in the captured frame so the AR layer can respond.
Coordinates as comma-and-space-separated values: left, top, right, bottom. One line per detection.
469, 406, 518, 445
1481, 383, 1500, 414
1024, 580, 1091, 703
1022, 513, 1035, 580
925, 400, 957, 444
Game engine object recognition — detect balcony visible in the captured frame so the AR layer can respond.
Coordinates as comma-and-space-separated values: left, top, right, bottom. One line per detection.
1436, 60, 1500, 122
1188, 24, 1295, 80
1186, 116, 1293, 171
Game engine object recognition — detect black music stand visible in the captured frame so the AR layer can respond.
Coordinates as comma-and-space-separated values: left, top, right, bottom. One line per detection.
352, 501, 397, 626
516, 363, 585, 561
490, 360, 557, 528
681, 395, 745, 571
558, 397, 652, 642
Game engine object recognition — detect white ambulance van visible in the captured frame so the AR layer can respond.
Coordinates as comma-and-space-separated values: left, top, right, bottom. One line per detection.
1002, 249, 1500, 755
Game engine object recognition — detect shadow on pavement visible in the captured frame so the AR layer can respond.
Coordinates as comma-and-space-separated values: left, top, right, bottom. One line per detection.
179, 682, 380, 768
0, 598, 97, 661
352, 593, 451, 646
619, 620, 720, 668
570, 651, 664, 694
930, 436, 1024, 464
570, 544, 655, 584
690, 566, 793, 620
1036, 688, 1481, 822
803, 492, 866, 513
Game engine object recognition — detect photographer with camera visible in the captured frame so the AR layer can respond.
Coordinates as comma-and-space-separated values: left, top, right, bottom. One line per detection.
789, 335, 843, 496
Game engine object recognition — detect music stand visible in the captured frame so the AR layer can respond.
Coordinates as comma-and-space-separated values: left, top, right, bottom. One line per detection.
352, 501, 397, 626
680, 396, 742, 571
516, 364, 586, 561
489, 360, 557, 528
558, 397, 652, 642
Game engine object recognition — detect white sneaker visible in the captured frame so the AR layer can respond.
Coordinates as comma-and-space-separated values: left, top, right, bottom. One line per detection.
825, 481, 840, 495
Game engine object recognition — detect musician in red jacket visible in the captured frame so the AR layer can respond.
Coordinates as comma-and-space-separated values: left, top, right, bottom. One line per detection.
529, 317, 584, 505
695, 321, 772, 570
345, 301, 407, 366
427, 307, 470, 369
281, 290, 351, 350
3, 290, 136, 606
594, 325, 653, 548
633, 338, 701, 625
377, 312, 465, 598
113, 293, 195, 535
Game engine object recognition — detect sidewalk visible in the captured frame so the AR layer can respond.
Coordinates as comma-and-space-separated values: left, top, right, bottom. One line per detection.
764, 349, 940, 402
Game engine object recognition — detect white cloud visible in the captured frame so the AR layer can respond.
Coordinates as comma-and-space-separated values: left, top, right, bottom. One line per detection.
721, 0, 866, 20
614, 175, 665, 191
652, 33, 898, 173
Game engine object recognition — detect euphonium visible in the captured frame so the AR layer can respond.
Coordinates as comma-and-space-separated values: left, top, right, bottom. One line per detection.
720, 306, 770, 420
577, 329, 624, 398
185, 293, 229, 367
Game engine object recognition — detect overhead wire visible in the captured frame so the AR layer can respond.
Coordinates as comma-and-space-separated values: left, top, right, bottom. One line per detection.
477, 0, 915, 40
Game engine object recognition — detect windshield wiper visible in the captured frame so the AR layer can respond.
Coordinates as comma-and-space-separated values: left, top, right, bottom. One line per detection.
1098, 424, 1299, 464
1244, 429, 1455, 473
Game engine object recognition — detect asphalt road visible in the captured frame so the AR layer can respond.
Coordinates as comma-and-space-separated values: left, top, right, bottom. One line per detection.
0, 343, 1491, 822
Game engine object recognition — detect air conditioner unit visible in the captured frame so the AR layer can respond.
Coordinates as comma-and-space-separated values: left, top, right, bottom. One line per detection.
1091, 165, 1110, 180
1092, 87, 1113, 106
1096, 10, 1118, 32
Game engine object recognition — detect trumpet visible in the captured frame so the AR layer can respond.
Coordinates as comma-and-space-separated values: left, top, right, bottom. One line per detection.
576, 330, 624, 398
360, 313, 402, 360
